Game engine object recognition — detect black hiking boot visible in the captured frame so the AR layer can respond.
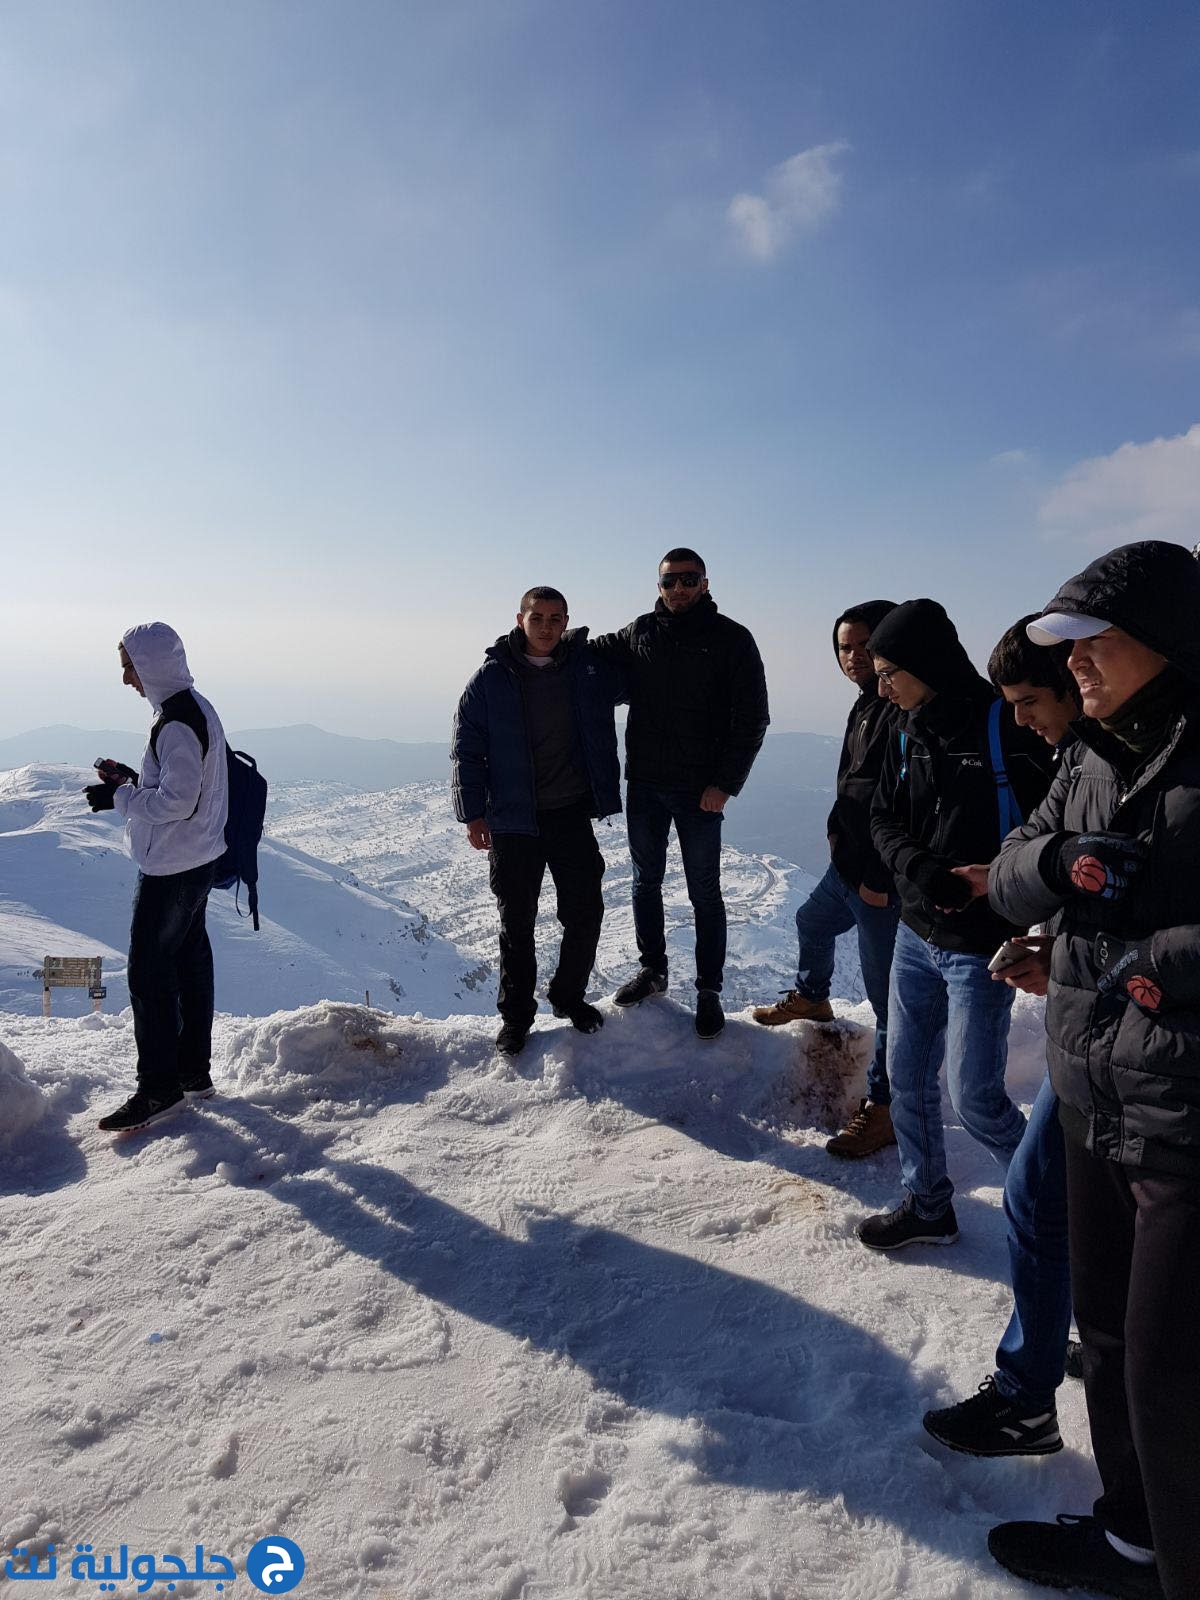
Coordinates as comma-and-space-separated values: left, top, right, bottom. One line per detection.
97, 1088, 187, 1133
988, 1515, 1163, 1599
613, 969, 667, 1007
181, 1071, 216, 1102
495, 1021, 530, 1056
1065, 1338, 1085, 1381
923, 1375, 1062, 1457
857, 1193, 958, 1251
695, 989, 725, 1040
552, 1001, 604, 1034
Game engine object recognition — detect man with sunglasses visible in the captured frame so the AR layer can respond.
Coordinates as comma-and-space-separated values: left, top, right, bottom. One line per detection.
593, 549, 769, 1039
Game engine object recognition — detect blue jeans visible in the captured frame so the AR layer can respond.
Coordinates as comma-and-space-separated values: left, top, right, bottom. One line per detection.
887, 920, 1026, 1218
794, 863, 900, 1106
626, 781, 725, 992
128, 861, 217, 1096
994, 1073, 1071, 1411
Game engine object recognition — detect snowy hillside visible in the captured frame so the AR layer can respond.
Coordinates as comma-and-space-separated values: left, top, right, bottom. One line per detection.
266, 781, 864, 1014
0, 992, 1095, 1600
0, 767, 493, 1019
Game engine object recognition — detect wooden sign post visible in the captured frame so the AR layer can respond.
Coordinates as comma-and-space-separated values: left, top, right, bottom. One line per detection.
42, 956, 106, 1017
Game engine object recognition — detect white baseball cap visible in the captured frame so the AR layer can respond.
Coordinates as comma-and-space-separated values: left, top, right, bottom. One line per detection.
1026, 612, 1111, 646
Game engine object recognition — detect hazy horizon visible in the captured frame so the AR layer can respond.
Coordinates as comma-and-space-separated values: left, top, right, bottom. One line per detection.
3, 3, 1198, 740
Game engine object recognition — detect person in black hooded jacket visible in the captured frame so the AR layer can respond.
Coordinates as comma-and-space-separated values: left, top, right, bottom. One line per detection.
986, 542, 1200, 1600
592, 548, 769, 1041
855, 600, 1055, 1253
752, 599, 902, 1159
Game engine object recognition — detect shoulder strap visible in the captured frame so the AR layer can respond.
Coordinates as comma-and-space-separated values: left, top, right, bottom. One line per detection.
898, 728, 908, 783
148, 691, 210, 820
987, 699, 1024, 836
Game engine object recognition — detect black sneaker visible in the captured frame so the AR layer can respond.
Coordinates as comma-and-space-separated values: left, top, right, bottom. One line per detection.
97, 1089, 187, 1133
988, 1515, 1163, 1599
181, 1071, 216, 1102
695, 989, 724, 1040
613, 969, 667, 1007
552, 1001, 604, 1034
495, 1022, 530, 1056
1065, 1337, 1085, 1381
857, 1193, 958, 1250
923, 1375, 1062, 1457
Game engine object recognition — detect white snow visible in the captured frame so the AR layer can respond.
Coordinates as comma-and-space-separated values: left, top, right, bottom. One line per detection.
0, 992, 1100, 1599
0, 761, 1103, 1598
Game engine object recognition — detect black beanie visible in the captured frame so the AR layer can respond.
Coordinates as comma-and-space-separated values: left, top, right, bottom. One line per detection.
867, 599, 984, 695
831, 599, 898, 660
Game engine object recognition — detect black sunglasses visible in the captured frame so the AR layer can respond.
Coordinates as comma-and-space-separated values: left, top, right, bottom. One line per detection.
659, 571, 703, 590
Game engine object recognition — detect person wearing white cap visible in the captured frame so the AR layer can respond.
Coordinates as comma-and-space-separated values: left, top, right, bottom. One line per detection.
987, 541, 1200, 1600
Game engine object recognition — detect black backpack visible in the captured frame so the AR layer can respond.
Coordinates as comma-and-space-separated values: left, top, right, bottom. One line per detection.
149, 693, 268, 930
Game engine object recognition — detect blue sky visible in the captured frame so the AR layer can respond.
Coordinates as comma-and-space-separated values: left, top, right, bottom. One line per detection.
2, 1, 1199, 740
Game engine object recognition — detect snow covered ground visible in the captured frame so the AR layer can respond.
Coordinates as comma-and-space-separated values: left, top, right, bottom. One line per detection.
0, 768, 493, 1020
0, 767, 862, 1022
266, 780, 863, 1013
1, 992, 1100, 1600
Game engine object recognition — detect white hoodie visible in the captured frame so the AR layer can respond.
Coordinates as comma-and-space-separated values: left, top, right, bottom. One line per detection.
112, 623, 229, 876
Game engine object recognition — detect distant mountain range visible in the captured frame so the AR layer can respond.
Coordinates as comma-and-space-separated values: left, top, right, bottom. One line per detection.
0, 723, 841, 874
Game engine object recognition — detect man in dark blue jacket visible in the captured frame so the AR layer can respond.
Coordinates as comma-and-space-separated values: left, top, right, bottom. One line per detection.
451, 586, 623, 1056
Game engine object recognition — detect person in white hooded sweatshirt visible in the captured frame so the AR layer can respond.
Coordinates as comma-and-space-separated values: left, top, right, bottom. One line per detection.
87, 623, 229, 1132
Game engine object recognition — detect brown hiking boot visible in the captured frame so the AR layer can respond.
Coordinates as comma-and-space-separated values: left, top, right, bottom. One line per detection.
751, 990, 835, 1026
826, 1099, 897, 1158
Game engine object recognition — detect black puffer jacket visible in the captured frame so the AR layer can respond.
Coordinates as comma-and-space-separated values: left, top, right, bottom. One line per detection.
868, 600, 1055, 954
990, 541, 1200, 1177
594, 594, 770, 795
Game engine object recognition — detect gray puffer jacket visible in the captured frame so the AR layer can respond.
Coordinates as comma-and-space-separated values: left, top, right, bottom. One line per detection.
990, 540, 1200, 1177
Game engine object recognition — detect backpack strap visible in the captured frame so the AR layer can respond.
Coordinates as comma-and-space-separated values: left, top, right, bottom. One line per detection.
986, 699, 1024, 837
898, 728, 908, 783
148, 690, 210, 820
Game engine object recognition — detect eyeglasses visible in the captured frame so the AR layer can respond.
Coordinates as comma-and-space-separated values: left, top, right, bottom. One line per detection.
659, 571, 704, 590
875, 666, 903, 684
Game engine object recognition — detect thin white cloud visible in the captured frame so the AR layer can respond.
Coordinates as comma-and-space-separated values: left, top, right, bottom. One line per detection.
728, 141, 850, 262
1039, 423, 1200, 545
990, 448, 1033, 467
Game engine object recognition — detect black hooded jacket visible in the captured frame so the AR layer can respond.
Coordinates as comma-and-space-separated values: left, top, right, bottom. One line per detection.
826, 601, 900, 896
593, 593, 770, 795
868, 600, 1056, 954
989, 541, 1200, 1176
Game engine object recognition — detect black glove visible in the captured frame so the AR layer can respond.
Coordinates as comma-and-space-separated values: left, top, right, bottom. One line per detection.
84, 782, 117, 812
1050, 832, 1148, 903
1094, 933, 1166, 1013
94, 757, 138, 785
908, 857, 973, 910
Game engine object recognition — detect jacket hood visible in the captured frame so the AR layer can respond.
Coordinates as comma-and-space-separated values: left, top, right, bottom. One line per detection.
1037, 541, 1200, 685
866, 599, 988, 697
121, 621, 195, 711
831, 599, 898, 661
487, 625, 589, 668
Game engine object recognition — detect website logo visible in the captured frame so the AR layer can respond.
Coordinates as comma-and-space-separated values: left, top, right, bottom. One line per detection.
246, 1538, 305, 1593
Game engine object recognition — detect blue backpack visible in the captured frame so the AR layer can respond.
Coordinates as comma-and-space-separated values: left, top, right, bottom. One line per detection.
211, 749, 268, 930
148, 694, 268, 930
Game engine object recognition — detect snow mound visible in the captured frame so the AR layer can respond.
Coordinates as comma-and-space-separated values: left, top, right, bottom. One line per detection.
757, 1012, 872, 1132
0, 1037, 48, 1145
224, 1001, 409, 1109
